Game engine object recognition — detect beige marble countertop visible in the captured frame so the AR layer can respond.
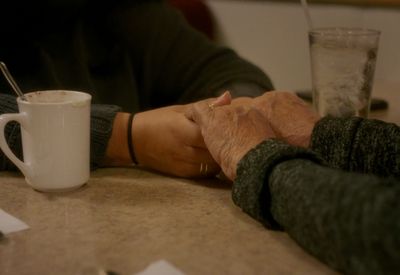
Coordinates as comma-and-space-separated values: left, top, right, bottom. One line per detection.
0, 167, 336, 275
1, 81, 398, 275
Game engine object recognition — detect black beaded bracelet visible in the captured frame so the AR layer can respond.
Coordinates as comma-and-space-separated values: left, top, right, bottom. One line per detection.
127, 113, 137, 164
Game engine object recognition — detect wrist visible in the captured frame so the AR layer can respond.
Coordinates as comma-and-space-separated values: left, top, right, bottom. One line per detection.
131, 111, 147, 166
127, 113, 138, 164
103, 112, 132, 166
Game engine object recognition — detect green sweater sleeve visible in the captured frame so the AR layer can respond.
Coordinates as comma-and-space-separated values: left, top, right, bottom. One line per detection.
0, 1, 271, 113
0, 94, 121, 171
311, 116, 400, 178
268, 158, 400, 275
232, 139, 323, 229
233, 118, 400, 274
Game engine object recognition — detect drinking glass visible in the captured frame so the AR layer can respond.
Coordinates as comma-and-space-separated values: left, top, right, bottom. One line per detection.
309, 27, 380, 118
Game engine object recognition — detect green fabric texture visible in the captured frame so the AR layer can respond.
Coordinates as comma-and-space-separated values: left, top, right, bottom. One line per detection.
232, 139, 323, 229
0, 1, 273, 112
312, 117, 400, 178
233, 116, 400, 274
0, 1, 273, 171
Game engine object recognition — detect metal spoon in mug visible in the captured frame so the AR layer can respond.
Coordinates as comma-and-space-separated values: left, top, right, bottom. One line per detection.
0, 61, 27, 101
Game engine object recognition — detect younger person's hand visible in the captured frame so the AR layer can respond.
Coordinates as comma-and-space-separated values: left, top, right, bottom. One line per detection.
132, 104, 220, 178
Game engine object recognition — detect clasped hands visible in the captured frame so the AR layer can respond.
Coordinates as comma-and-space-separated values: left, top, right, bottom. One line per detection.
114, 91, 319, 180
184, 91, 320, 181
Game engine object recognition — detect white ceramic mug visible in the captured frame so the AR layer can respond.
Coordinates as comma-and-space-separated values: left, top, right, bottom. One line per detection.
0, 90, 91, 192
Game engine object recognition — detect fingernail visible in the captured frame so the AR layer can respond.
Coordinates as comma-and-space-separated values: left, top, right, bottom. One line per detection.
213, 90, 232, 105
220, 90, 231, 99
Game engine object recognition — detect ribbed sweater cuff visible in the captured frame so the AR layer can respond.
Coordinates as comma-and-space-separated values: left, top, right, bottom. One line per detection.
232, 139, 322, 230
310, 116, 363, 170
0, 94, 19, 113
90, 104, 122, 170
0, 94, 21, 170
350, 119, 400, 177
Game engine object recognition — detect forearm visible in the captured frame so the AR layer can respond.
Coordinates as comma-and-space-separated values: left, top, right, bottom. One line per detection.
269, 159, 400, 275
233, 138, 400, 274
96, 111, 132, 168
232, 139, 322, 229
311, 117, 400, 178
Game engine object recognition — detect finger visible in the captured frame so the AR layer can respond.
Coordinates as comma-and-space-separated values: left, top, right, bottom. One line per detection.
188, 146, 218, 164
191, 91, 232, 126
184, 100, 210, 124
179, 143, 219, 166
184, 91, 232, 124
185, 148, 221, 178
209, 90, 232, 107
195, 161, 221, 178
180, 115, 207, 148
187, 100, 213, 127
172, 147, 221, 178
172, 160, 221, 178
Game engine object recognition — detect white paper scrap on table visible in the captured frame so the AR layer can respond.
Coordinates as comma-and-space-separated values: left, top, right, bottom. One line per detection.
135, 260, 185, 275
0, 208, 29, 234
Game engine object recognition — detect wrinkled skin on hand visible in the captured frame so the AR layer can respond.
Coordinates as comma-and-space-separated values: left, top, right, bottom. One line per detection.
133, 104, 220, 178
186, 92, 275, 180
252, 91, 320, 147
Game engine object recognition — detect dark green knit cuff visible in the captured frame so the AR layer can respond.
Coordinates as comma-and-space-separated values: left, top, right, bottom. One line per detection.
90, 104, 122, 170
350, 119, 400, 177
232, 139, 323, 230
310, 116, 363, 170
0, 94, 21, 171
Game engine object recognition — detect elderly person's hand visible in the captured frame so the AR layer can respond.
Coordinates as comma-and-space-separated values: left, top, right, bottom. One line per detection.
186, 92, 275, 181
252, 91, 320, 147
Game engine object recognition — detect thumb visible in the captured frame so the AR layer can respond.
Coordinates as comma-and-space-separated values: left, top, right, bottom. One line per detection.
185, 91, 232, 123
209, 90, 232, 108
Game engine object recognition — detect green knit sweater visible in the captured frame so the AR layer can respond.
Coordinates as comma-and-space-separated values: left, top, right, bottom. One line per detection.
233, 117, 400, 275
0, 0, 273, 170
0, 0, 272, 111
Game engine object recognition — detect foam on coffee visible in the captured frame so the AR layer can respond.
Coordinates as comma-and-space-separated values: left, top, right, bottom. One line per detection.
25, 90, 90, 104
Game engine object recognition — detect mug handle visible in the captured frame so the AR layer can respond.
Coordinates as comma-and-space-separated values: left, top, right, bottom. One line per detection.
0, 113, 32, 178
